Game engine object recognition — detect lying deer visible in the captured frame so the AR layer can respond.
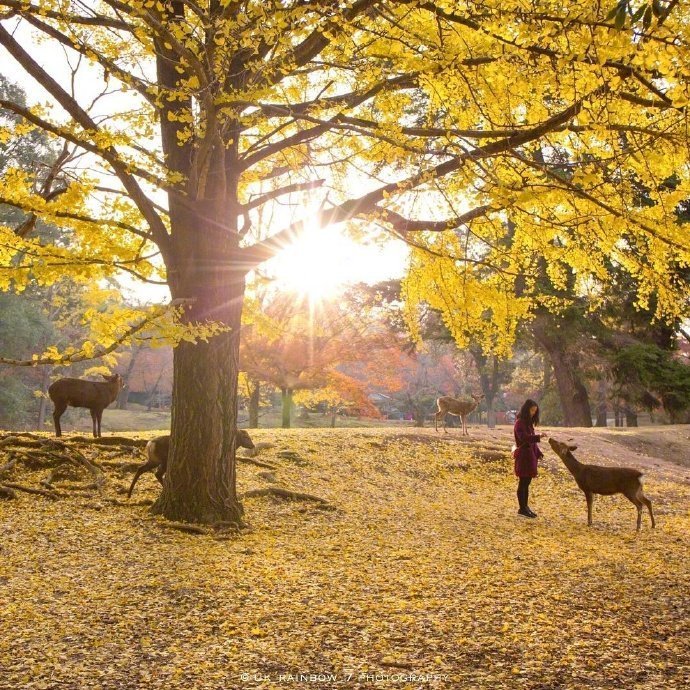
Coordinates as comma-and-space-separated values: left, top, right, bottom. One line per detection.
548, 437, 655, 531
48, 374, 124, 438
128, 429, 255, 498
434, 393, 485, 435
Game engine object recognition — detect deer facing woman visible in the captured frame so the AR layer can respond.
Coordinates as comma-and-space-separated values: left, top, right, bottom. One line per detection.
513, 398, 548, 518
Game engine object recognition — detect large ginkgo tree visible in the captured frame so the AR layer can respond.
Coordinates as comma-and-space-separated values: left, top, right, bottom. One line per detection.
1, 0, 689, 522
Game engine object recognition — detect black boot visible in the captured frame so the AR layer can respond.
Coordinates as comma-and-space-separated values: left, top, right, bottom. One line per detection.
517, 481, 536, 518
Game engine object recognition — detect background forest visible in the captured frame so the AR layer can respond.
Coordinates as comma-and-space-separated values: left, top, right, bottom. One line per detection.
3, 81, 690, 433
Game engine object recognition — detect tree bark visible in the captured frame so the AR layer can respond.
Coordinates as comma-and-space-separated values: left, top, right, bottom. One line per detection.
595, 378, 608, 427
531, 317, 592, 427
281, 387, 293, 429
117, 344, 142, 410
470, 349, 510, 429
248, 380, 260, 428
36, 365, 52, 432
152, 199, 245, 524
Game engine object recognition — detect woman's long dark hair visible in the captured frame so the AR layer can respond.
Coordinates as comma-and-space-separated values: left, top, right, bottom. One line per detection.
518, 399, 540, 427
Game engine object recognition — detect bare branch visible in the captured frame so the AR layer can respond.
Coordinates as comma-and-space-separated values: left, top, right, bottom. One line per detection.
0, 24, 171, 257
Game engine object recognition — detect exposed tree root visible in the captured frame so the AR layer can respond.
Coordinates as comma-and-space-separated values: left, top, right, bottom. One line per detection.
0, 482, 60, 499
243, 441, 274, 458
59, 436, 149, 447
155, 521, 209, 535
276, 450, 305, 461
0, 455, 18, 477
237, 456, 277, 470
139, 516, 246, 536
241, 486, 334, 509
0, 486, 16, 500
0, 432, 148, 448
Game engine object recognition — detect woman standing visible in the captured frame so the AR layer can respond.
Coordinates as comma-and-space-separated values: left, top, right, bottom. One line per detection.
513, 399, 547, 518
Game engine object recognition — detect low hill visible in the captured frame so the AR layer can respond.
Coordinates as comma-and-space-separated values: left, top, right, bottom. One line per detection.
1, 426, 688, 689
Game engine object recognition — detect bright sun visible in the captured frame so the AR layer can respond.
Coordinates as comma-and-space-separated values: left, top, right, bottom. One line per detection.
264, 226, 408, 301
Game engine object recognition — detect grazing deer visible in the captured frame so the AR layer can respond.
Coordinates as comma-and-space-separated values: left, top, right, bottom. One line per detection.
127, 429, 255, 498
48, 374, 124, 438
434, 393, 485, 435
548, 437, 655, 531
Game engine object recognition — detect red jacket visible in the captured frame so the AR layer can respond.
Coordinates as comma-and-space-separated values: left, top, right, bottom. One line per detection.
513, 417, 543, 478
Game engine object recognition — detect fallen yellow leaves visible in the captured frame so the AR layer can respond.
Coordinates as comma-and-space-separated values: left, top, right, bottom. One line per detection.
0, 427, 689, 689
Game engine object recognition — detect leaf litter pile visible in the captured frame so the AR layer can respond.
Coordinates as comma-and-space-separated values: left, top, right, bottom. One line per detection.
1, 427, 689, 689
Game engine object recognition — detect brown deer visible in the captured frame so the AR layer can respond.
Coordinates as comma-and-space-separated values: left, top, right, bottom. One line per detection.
127, 429, 255, 498
548, 437, 655, 531
48, 374, 124, 438
434, 393, 485, 435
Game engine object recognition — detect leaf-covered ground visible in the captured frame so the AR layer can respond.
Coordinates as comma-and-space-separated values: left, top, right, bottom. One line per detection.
1, 426, 689, 689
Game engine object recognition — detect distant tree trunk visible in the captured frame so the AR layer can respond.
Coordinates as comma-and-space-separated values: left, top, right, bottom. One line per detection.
595, 378, 608, 427
625, 407, 638, 427
248, 380, 260, 428
117, 344, 142, 410
36, 365, 52, 431
470, 348, 511, 429
531, 316, 592, 427
330, 409, 337, 428
281, 387, 293, 428
146, 367, 166, 411
542, 355, 552, 399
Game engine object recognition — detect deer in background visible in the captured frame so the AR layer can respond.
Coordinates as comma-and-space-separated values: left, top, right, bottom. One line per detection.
48, 374, 124, 438
434, 393, 485, 435
128, 429, 255, 498
548, 437, 655, 531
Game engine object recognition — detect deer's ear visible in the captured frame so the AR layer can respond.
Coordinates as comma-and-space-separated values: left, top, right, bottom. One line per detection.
568, 444, 578, 451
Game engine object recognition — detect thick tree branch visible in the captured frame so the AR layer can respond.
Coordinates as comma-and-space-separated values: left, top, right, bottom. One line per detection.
379, 204, 495, 233
244, 180, 325, 212
240, 89, 602, 269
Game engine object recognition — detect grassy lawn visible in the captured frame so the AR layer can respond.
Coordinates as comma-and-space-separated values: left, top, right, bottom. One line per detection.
43, 404, 407, 434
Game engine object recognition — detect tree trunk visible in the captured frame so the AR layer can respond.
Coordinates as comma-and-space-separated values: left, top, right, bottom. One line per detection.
547, 349, 592, 427
531, 317, 592, 427
542, 356, 552, 398
595, 378, 608, 427
248, 380, 260, 428
470, 349, 511, 430
281, 387, 293, 428
117, 344, 142, 410
36, 365, 52, 431
152, 202, 245, 524
625, 407, 638, 427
